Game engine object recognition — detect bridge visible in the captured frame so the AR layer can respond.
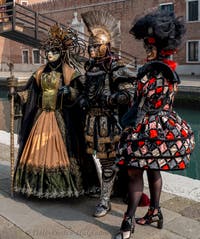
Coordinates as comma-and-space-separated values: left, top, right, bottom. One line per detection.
0, 1, 63, 48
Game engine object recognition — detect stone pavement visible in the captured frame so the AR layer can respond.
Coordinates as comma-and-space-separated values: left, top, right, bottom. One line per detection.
0, 144, 200, 239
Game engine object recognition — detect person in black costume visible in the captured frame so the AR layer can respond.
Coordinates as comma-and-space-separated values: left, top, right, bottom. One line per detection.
81, 10, 136, 217
114, 9, 195, 239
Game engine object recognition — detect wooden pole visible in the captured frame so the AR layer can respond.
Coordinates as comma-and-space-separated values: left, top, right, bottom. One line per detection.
7, 63, 17, 198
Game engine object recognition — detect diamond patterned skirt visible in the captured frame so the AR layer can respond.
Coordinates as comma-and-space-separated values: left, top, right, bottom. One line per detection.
118, 110, 195, 170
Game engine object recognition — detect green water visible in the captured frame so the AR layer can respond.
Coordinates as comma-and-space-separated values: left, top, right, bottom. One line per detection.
0, 87, 8, 100
173, 107, 200, 180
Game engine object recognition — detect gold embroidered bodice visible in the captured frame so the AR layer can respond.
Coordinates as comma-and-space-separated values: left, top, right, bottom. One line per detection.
41, 71, 62, 111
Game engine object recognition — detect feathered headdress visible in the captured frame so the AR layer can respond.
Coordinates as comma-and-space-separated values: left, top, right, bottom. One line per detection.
130, 9, 186, 55
81, 10, 121, 53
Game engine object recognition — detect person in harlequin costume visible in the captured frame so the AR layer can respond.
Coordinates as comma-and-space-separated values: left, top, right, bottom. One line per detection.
13, 24, 87, 198
114, 9, 195, 239
81, 10, 136, 217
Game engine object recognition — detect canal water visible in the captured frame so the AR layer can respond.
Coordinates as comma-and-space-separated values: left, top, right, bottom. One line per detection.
173, 106, 200, 180
0, 86, 7, 99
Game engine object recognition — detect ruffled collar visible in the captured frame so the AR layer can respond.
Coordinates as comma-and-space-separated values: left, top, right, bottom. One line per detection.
162, 59, 177, 71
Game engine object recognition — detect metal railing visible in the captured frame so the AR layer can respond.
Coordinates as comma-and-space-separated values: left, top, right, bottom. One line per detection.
0, 2, 60, 47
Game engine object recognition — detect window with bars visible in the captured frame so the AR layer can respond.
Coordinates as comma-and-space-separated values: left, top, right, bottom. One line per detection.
159, 3, 174, 13
187, 0, 199, 21
32, 49, 40, 64
22, 49, 29, 64
20, 0, 28, 6
187, 41, 199, 62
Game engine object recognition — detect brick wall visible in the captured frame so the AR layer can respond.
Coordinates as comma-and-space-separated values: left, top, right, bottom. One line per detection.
32, 0, 189, 65
0, 0, 200, 73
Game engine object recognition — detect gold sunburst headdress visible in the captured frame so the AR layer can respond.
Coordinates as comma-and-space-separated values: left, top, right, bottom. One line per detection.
81, 10, 121, 54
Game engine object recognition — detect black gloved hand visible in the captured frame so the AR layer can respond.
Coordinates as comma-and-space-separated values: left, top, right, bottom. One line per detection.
79, 96, 89, 111
58, 85, 71, 95
119, 127, 132, 145
108, 92, 129, 106
7, 91, 23, 119
7, 91, 20, 102
99, 94, 109, 107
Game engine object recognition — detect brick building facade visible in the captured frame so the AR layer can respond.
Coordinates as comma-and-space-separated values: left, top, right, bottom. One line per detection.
0, 0, 200, 74
0, 0, 50, 71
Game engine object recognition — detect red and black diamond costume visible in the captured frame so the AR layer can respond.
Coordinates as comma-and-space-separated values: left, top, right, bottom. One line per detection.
118, 60, 195, 170
114, 9, 195, 239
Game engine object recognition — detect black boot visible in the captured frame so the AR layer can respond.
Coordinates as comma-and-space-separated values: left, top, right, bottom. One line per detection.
114, 214, 135, 239
136, 207, 163, 229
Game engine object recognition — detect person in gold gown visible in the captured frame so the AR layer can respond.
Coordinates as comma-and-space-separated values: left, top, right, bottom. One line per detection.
13, 24, 87, 198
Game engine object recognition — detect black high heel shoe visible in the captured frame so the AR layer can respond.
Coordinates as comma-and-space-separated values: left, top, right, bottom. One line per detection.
114, 214, 135, 239
136, 207, 163, 229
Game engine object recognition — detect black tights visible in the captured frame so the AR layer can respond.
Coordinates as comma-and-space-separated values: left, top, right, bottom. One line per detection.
147, 170, 162, 209
125, 169, 162, 218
